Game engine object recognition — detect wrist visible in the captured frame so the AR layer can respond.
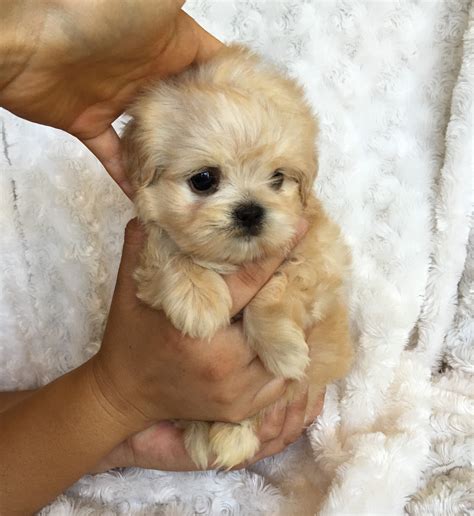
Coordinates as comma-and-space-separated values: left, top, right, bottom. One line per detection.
0, 389, 35, 414
85, 356, 154, 434
89, 438, 134, 474
0, 360, 139, 513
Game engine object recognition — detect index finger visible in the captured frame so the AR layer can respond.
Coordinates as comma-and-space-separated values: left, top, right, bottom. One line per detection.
224, 219, 309, 316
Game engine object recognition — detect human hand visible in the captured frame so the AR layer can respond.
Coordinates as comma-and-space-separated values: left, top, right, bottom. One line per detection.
89, 218, 309, 434
92, 389, 325, 473
0, 0, 222, 196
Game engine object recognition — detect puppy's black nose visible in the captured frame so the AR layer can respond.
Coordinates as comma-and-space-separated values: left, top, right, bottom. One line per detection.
233, 202, 265, 235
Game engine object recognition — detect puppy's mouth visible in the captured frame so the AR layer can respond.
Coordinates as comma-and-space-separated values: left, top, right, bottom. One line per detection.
235, 224, 264, 238
227, 220, 265, 240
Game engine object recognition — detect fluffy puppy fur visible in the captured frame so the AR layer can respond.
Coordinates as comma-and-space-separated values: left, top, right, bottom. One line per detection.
122, 45, 353, 470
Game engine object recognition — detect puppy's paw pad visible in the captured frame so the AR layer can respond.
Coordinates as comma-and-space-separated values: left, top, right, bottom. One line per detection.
184, 421, 211, 469
209, 422, 260, 470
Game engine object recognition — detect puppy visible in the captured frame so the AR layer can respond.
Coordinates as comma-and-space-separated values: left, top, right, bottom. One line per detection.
122, 45, 353, 470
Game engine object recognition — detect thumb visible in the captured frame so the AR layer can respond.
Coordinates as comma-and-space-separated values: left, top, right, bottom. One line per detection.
81, 127, 134, 199
115, 218, 146, 292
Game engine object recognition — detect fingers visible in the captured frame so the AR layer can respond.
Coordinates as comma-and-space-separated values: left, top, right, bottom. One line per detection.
256, 390, 308, 455
81, 127, 133, 198
304, 390, 326, 427
249, 376, 288, 417
128, 421, 202, 472
256, 404, 286, 443
225, 219, 309, 316
180, 11, 224, 63
213, 352, 288, 422
244, 390, 309, 466
278, 389, 308, 445
127, 391, 326, 472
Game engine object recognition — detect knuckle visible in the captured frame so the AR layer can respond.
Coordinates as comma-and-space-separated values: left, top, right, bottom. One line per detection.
284, 430, 303, 447
262, 441, 283, 458
259, 426, 280, 443
224, 407, 247, 424
259, 412, 284, 441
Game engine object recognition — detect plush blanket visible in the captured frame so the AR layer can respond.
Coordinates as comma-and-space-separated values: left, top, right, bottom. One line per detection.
0, 1, 472, 514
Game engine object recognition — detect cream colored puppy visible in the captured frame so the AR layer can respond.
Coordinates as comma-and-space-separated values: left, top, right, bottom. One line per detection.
123, 45, 353, 469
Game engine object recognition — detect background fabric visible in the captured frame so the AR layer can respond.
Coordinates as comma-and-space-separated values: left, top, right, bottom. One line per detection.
0, 1, 472, 514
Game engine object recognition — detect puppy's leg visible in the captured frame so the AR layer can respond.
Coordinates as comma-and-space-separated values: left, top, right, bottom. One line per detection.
208, 418, 261, 469
184, 419, 262, 470
135, 256, 232, 340
305, 300, 353, 413
244, 209, 350, 383
183, 421, 212, 469
244, 271, 310, 380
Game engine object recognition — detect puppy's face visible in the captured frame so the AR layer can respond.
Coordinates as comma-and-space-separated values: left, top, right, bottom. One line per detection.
124, 50, 318, 264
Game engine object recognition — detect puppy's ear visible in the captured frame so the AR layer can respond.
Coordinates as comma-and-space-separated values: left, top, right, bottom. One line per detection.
293, 152, 318, 206
122, 119, 160, 189
292, 110, 319, 206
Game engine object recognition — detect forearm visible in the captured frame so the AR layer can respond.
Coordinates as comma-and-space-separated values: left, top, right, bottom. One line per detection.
0, 390, 35, 413
0, 359, 141, 515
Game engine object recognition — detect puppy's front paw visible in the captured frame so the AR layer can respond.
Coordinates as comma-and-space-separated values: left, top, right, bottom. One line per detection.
183, 421, 211, 469
245, 315, 310, 380
162, 279, 231, 340
209, 420, 260, 469
260, 324, 309, 380
161, 264, 232, 339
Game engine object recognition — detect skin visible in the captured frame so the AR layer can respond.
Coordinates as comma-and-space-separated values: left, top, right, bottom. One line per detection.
0, 218, 323, 514
0, 1, 324, 513
0, 0, 222, 197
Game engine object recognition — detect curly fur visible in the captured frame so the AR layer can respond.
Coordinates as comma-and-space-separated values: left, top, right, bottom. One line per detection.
122, 45, 353, 470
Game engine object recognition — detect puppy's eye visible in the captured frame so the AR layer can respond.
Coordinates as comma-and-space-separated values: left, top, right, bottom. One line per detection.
189, 167, 220, 194
271, 169, 284, 190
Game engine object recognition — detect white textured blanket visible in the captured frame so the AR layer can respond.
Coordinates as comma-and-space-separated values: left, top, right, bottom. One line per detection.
0, 1, 472, 514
